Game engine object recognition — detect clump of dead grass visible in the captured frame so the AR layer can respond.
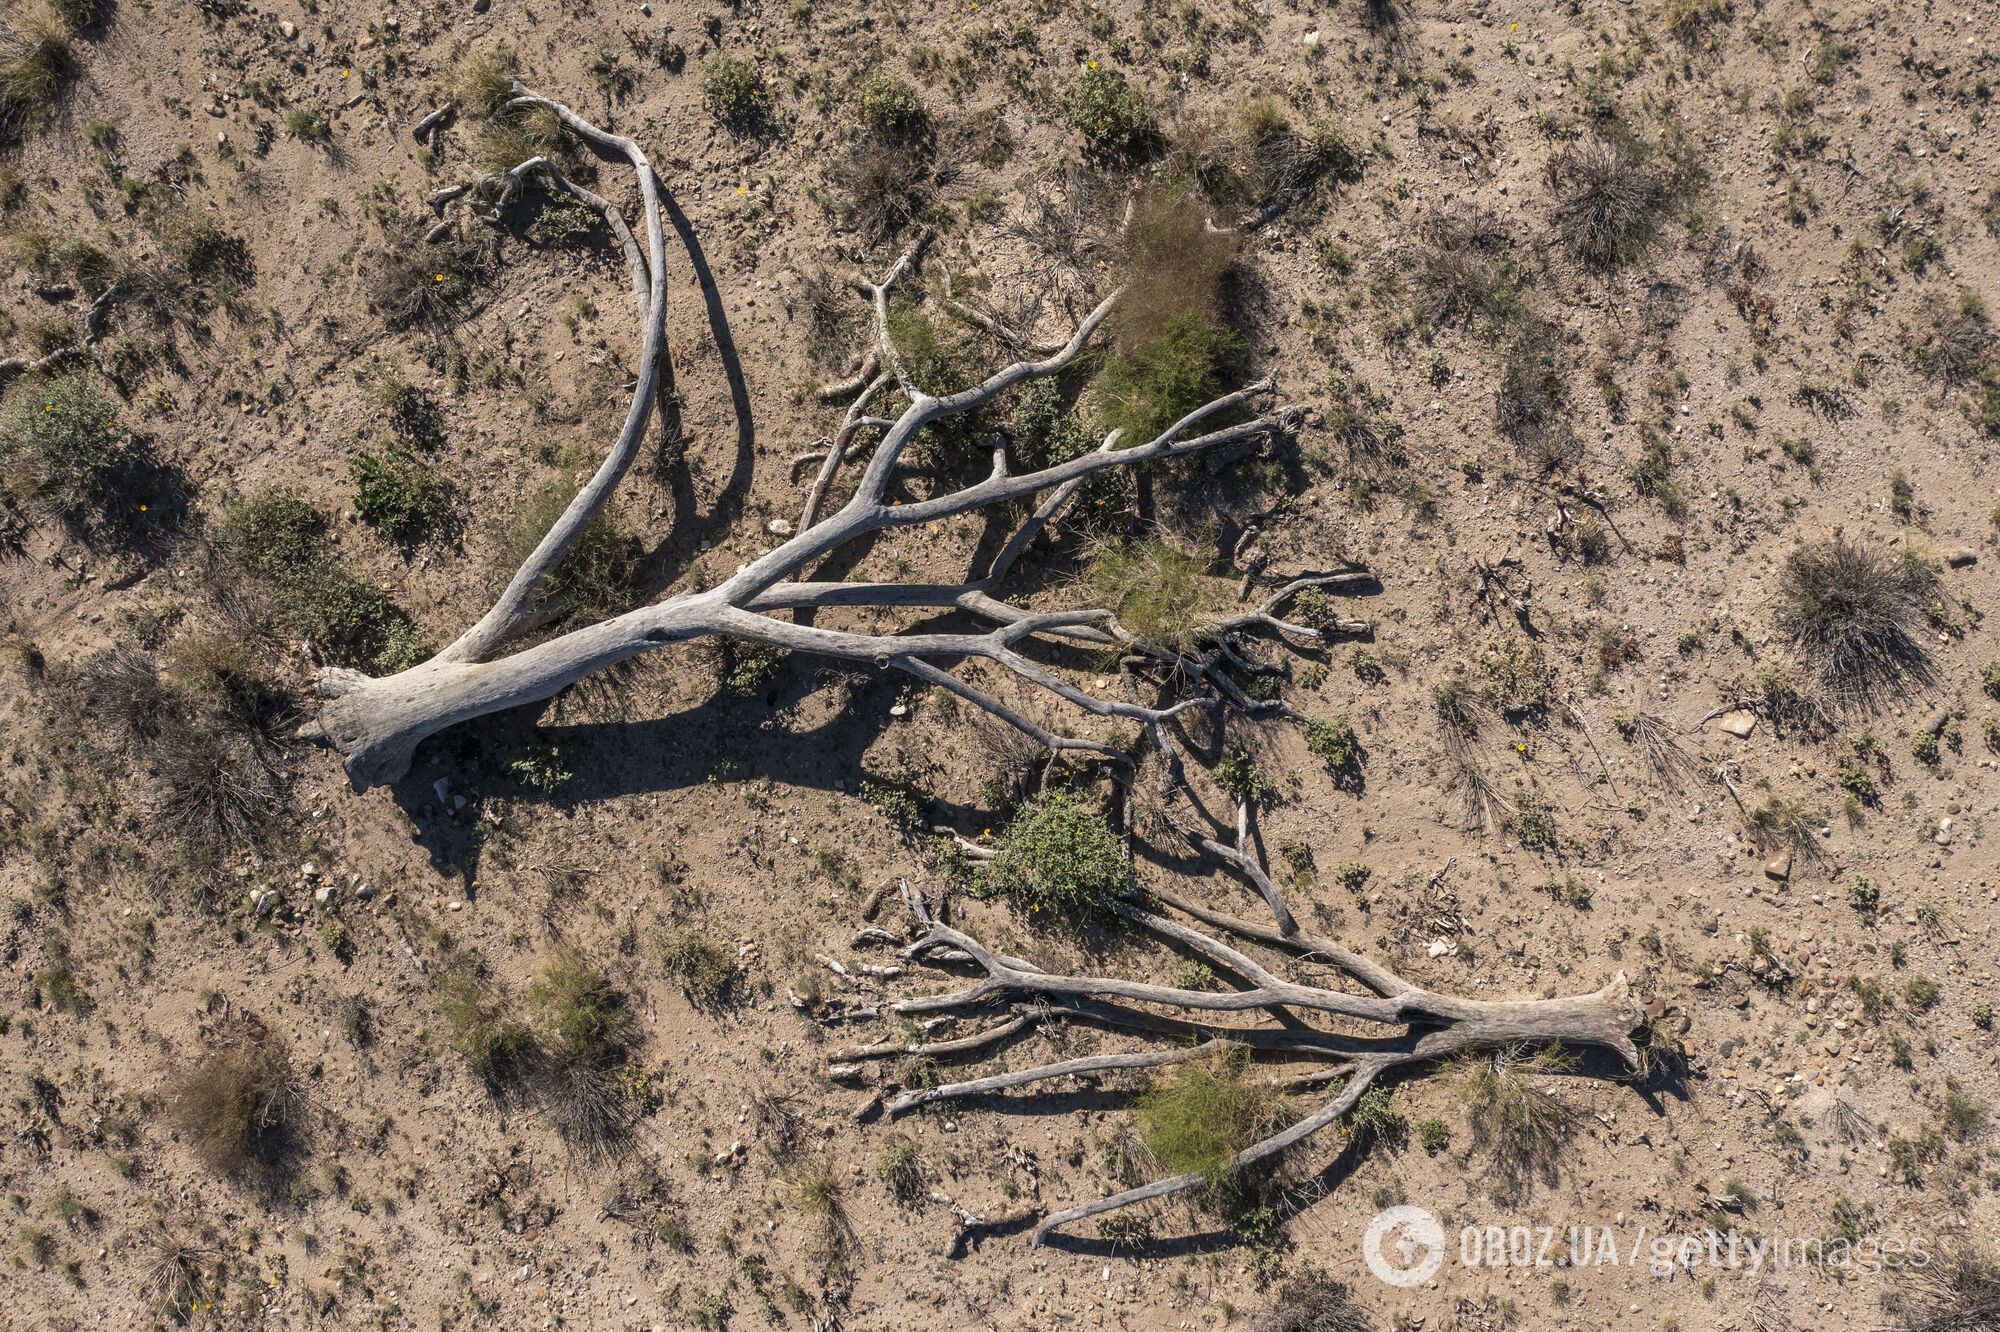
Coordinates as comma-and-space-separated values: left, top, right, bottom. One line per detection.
1773, 535, 1938, 703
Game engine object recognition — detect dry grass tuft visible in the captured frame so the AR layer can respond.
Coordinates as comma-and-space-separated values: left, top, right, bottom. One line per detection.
1545, 140, 1679, 268
169, 1023, 303, 1178
1774, 535, 1938, 703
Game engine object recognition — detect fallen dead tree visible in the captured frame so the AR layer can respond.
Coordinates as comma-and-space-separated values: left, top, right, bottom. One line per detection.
309, 82, 1644, 1246
305, 82, 1350, 793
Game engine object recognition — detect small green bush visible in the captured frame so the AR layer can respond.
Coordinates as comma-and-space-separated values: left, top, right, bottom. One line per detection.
529, 950, 631, 1067
350, 448, 454, 545
1062, 63, 1149, 157
221, 488, 427, 671
986, 794, 1131, 922
495, 481, 641, 622
1905, 976, 1941, 1012
1302, 715, 1362, 788
1503, 787, 1558, 849
700, 54, 764, 127
0, 369, 129, 518
0, 10, 73, 142
1343, 1084, 1405, 1150
284, 109, 330, 142
1214, 747, 1274, 803
660, 928, 736, 1006
434, 965, 531, 1081
1083, 538, 1228, 653
856, 69, 923, 139
1134, 1048, 1288, 1191
1093, 311, 1243, 444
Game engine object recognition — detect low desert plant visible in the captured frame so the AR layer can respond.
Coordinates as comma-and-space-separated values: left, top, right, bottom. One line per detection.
350, 447, 455, 545
1083, 537, 1229, 653
0, 8, 73, 142
0, 368, 130, 519
660, 928, 735, 1006
1254, 1268, 1377, 1332
1773, 535, 1938, 702
1495, 331, 1578, 475
494, 480, 641, 623
1544, 139, 1678, 268
1093, 310, 1244, 444
1886, 1246, 2000, 1331
169, 1024, 302, 1177
434, 964, 532, 1083
220, 488, 426, 670
1461, 1046, 1579, 1202
1134, 1048, 1289, 1195
699, 54, 765, 128
1062, 63, 1149, 157
856, 69, 923, 140
986, 793, 1131, 922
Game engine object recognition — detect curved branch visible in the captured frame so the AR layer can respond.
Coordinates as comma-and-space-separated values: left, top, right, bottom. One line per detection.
442, 88, 670, 664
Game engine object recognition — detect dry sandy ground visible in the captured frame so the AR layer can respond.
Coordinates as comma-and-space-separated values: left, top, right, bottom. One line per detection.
0, 0, 1997, 1329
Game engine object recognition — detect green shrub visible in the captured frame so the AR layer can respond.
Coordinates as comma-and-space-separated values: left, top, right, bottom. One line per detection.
0, 10, 72, 142
1094, 311, 1243, 444
221, 488, 428, 671
660, 928, 735, 1006
1111, 188, 1236, 350
1905, 976, 1941, 1012
1083, 538, 1228, 653
1214, 747, 1274, 803
529, 950, 631, 1067
350, 448, 454, 545
495, 481, 640, 623
0, 369, 129, 518
1503, 787, 1558, 849
1134, 1048, 1288, 1191
987, 794, 1131, 921
856, 69, 923, 139
284, 109, 330, 142
1062, 63, 1149, 157
434, 965, 531, 1081
1343, 1084, 1405, 1150
700, 54, 764, 127
1303, 715, 1362, 788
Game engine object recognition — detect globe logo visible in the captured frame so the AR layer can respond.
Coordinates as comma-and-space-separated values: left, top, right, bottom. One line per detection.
1363, 1205, 1446, 1287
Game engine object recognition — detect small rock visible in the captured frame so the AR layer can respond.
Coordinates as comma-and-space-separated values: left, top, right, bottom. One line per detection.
280, 19, 296, 38
1943, 547, 1977, 568
1764, 850, 1792, 881
888, 703, 908, 718
1427, 938, 1457, 957
1934, 817, 1953, 846
766, 518, 794, 536
472, 0, 490, 11
1716, 710, 1758, 738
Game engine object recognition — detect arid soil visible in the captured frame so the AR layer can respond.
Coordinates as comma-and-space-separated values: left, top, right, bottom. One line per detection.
1, 0, 1997, 1330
